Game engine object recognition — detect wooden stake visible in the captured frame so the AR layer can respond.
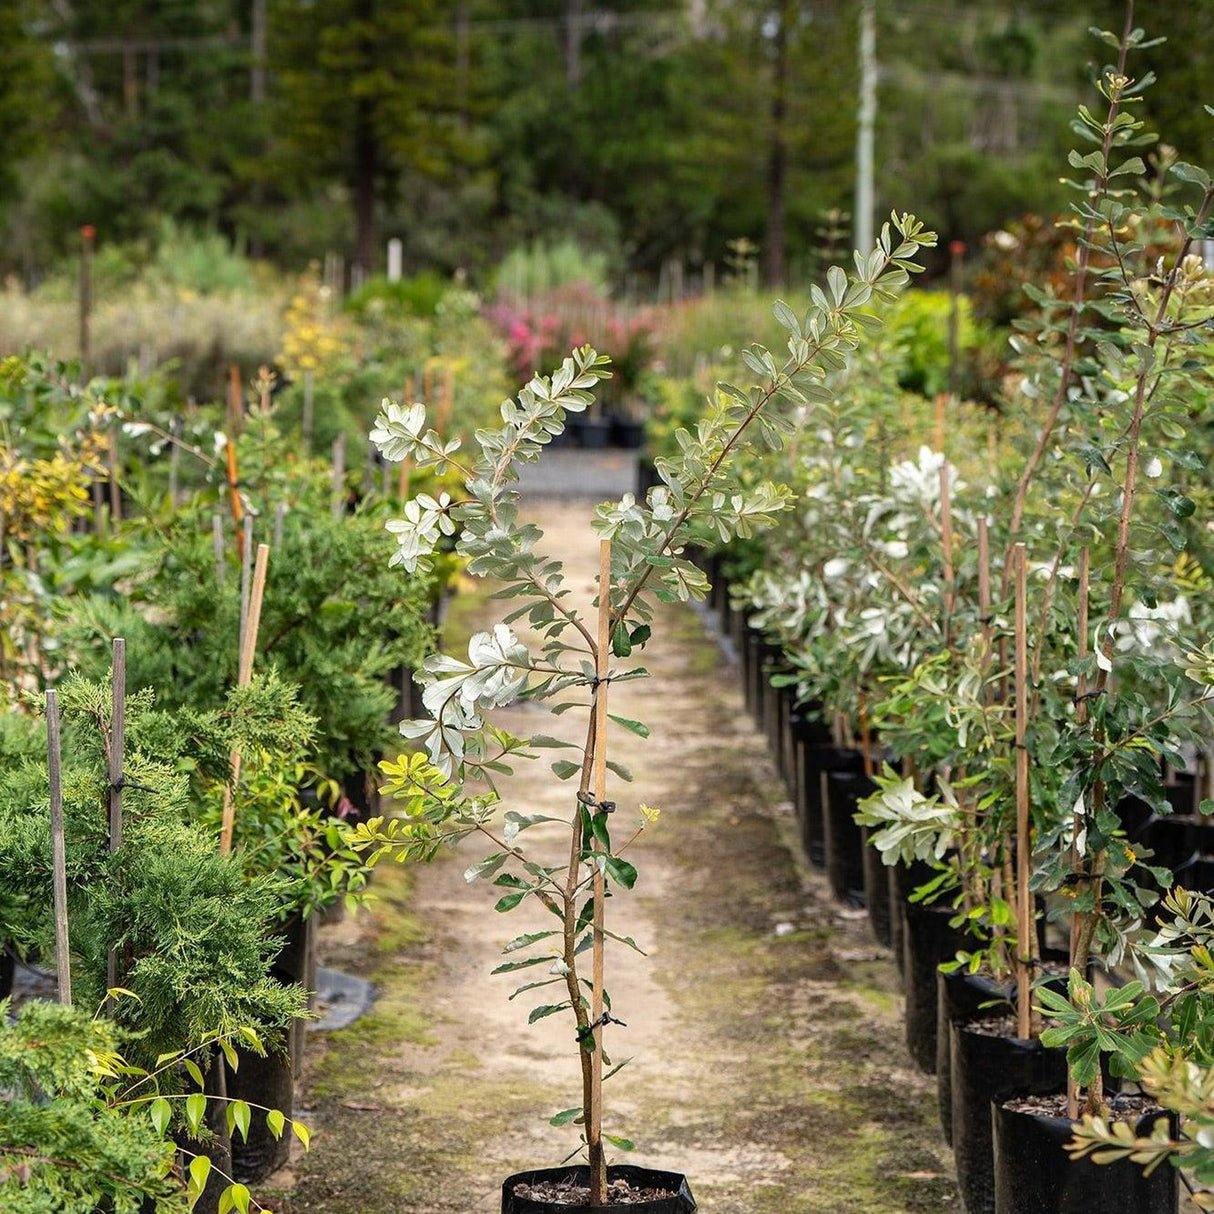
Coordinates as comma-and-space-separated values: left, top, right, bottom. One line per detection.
435, 364, 455, 438
1014, 542, 1032, 1038
220, 544, 270, 855
212, 513, 226, 584
302, 368, 314, 450
934, 392, 947, 454
977, 516, 991, 657
47, 688, 72, 1006
588, 538, 612, 1202
225, 440, 244, 535
238, 516, 253, 654
858, 690, 874, 780
1068, 546, 1091, 1117
107, 430, 122, 521
331, 434, 346, 519
940, 463, 954, 621
227, 364, 243, 434
106, 638, 125, 1002
169, 417, 181, 507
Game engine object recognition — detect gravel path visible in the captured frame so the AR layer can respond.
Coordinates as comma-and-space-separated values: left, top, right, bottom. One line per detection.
274, 499, 957, 1214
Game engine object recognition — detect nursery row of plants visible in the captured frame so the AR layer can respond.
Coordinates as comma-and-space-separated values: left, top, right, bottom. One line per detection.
7, 10, 1214, 1214
659, 22, 1214, 1214
0, 337, 472, 1210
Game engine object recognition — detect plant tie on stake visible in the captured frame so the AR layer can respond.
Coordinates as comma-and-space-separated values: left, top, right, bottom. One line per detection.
577, 1012, 628, 1046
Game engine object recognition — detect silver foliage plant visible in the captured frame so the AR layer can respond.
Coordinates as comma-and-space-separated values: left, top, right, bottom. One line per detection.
357, 212, 934, 1196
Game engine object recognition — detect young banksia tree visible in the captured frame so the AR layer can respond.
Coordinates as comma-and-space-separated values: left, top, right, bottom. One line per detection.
357, 212, 935, 1203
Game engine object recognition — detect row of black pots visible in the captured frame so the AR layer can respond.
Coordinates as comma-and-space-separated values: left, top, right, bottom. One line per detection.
564, 414, 646, 451
714, 576, 1179, 1214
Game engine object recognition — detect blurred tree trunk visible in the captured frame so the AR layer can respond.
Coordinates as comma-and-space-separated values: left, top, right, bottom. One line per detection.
764, 0, 791, 286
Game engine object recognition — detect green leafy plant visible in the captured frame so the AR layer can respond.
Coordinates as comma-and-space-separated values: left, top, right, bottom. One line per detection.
354, 212, 935, 1203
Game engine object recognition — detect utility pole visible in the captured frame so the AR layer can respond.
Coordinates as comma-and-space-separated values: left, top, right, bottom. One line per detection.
855, 1, 876, 254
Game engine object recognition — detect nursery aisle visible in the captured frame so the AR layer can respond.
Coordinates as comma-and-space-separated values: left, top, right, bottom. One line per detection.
277, 492, 958, 1214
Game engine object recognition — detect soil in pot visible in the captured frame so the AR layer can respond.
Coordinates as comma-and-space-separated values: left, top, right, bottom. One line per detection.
951, 1016, 1068, 1214
824, 771, 870, 905
902, 900, 971, 1073
993, 1093, 1177, 1214
502, 1165, 696, 1213
936, 970, 1012, 1144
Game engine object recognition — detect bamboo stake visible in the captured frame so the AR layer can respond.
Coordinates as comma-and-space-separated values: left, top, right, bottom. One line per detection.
588, 538, 611, 1202
106, 639, 125, 1002
227, 364, 243, 434
47, 689, 72, 1006
212, 513, 226, 584
933, 392, 947, 454
219, 544, 270, 855
1014, 543, 1032, 1038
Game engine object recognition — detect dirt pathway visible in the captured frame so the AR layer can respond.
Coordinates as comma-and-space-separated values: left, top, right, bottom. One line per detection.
276, 498, 957, 1214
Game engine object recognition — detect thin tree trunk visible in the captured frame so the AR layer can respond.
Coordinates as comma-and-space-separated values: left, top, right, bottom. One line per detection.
764, 1, 790, 287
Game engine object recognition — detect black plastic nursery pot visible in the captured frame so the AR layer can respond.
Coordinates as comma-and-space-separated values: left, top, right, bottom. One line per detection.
502, 1165, 697, 1213
902, 901, 971, 1073
228, 914, 316, 1181
576, 418, 613, 450
860, 828, 892, 946
610, 416, 646, 449
992, 1098, 1177, 1214
0, 946, 13, 1000
824, 771, 871, 905
935, 970, 1012, 1144
635, 456, 660, 499
951, 1021, 1067, 1214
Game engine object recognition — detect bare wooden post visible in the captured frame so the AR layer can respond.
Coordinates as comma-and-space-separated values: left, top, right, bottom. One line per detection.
220, 544, 270, 855
212, 513, 226, 584
47, 688, 72, 1006
331, 434, 346, 519
302, 369, 314, 451
588, 538, 611, 1204
1067, 545, 1090, 1117
977, 516, 991, 656
1014, 542, 1031, 1038
106, 638, 125, 1001
238, 516, 254, 654
107, 429, 122, 521
933, 393, 947, 454
948, 240, 965, 401
168, 417, 181, 507
940, 463, 954, 621
79, 225, 95, 381
435, 364, 455, 438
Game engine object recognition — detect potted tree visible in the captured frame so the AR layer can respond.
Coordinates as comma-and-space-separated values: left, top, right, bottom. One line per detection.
356, 212, 936, 1209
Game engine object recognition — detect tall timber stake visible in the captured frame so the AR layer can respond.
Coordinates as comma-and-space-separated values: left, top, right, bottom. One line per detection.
107, 638, 126, 1004
220, 543, 270, 855
47, 688, 72, 1006
1013, 542, 1032, 1037
589, 538, 611, 1203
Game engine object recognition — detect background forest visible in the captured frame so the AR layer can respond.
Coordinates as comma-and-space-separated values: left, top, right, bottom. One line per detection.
3, 0, 1210, 291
